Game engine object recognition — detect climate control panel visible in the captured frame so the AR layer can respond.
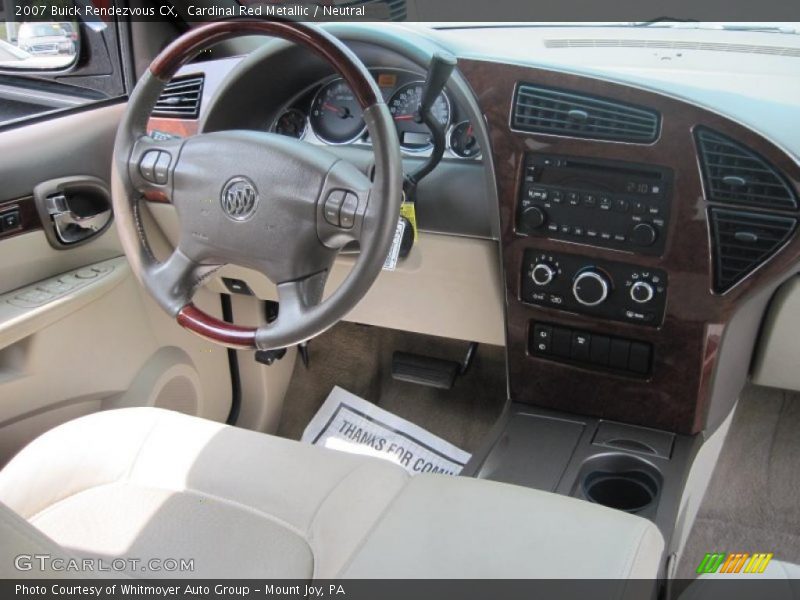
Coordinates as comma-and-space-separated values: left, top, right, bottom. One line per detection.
521, 250, 667, 326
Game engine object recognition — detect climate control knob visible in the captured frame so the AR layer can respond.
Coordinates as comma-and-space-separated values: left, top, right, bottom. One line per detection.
572, 269, 611, 307
530, 263, 556, 286
630, 281, 655, 304
520, 206, 546, 230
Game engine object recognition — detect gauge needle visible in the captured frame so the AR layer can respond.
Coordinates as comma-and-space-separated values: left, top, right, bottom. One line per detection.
323, 102, 352, 118
393, 114, 416, 121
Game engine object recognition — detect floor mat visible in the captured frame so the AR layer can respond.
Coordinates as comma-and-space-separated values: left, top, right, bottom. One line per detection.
676, 384, 800, 580
301, 386, 471, 475
277, 321, 507, 453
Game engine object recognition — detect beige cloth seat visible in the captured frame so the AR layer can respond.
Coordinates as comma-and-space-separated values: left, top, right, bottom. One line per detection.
0, 407, 664, 583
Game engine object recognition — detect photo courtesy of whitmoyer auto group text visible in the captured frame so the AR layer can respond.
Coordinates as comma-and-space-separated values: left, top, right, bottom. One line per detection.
0, 0, 799, 598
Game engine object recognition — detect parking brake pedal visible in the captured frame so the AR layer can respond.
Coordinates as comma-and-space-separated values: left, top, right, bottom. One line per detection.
391, 342, 478, 390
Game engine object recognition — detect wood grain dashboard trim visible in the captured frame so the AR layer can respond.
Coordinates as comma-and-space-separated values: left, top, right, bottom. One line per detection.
459, 58, 800, 434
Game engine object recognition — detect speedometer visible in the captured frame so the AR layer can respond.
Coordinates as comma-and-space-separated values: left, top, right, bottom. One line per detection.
309, 78, 366, 144
388, 82, 451, 151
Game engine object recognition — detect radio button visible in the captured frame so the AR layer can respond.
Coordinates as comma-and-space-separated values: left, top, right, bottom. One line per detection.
547, 223, 559, 233
550, 190, 563, 203
613, 198, 629, 213
631, 223, 658, 247
599, 197, 612, 211
582, 194, 597, 208
529, 187, 548, 201
520, 206, 547, 230
632, 201, 646, 214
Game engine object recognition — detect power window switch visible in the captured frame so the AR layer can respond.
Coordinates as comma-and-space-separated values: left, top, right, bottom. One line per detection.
1, 210, 20, 232
531, 324, 553, 354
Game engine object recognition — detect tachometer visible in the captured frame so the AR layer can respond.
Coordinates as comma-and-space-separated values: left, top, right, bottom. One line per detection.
273, 108, 307, 139
388, 82, 450, 151
309, 78, 366, 144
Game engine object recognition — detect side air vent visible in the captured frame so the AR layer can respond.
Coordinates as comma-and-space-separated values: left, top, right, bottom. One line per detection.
696, 128, 798, 211
152, 75, 204, 119
512, 83, 660, 143
709, 208, 797, 292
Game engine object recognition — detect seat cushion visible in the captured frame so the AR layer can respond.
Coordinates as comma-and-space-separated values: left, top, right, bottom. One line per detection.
0, 407, 664, 582
0, 407, 409, 578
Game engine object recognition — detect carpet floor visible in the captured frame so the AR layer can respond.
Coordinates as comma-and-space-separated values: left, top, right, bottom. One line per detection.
676, 383, 800, 579
277, 321, 508, 453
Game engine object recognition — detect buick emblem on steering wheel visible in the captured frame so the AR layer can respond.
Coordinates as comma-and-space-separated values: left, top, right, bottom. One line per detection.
221, 177, 259, 221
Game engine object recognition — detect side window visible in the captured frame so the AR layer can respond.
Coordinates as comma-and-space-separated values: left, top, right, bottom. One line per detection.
0, 2, 128, 127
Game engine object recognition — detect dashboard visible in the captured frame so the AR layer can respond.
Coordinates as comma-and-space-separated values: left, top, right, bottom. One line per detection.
145, 23, 800, 438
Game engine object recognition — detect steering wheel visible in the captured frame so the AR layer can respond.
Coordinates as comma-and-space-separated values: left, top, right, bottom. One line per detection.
111, 21, 403, 350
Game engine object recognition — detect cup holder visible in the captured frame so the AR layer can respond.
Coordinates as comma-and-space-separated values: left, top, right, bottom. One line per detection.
578, 454, 662, 514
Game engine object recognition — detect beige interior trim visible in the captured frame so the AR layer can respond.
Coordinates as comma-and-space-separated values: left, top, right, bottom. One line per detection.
751, 275, 800, 391
147, 203, 507, 346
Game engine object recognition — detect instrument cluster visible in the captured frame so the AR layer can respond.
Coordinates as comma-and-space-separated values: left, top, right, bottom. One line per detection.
271, 68, 481, 160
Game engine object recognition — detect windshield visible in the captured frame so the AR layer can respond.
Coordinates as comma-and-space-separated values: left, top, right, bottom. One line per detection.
429, 21, 800, 34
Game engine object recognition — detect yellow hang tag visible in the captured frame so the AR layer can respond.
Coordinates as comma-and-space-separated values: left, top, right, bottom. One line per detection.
400, 201, 418, 242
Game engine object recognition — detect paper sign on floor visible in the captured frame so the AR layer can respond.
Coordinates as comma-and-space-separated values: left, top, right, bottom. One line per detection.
301, 386, 471, 476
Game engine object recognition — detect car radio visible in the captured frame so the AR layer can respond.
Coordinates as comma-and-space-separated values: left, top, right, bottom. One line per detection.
517, 154, 673, 256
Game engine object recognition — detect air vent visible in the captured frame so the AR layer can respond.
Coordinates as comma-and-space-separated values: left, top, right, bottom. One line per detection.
696, 128, 798, 211
512, 84, 660, 143
709, 208, 797, 292
152, 75, 204, 119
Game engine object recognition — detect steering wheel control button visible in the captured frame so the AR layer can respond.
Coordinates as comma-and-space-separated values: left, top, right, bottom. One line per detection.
139, 151, 160, 182
323, 190, 346, 227
339, 193, 359, 229
153, 152, 172, 185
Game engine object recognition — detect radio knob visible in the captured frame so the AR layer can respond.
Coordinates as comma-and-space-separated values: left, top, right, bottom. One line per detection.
531, 263, 556, 286
572, 269, 611, 307
520, 206, 546, 230
631, 222, 657, 247
630, 281, 655, 304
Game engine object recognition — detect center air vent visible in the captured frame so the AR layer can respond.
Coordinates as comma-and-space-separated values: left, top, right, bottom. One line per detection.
709, 209, 797, 292
152, 75, 204, 119
512, 83, 660, 143
696, 127, 798, 211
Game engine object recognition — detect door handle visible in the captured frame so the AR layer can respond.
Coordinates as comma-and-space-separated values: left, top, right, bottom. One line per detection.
33, 176, 113, 249
46, 194, 112, 245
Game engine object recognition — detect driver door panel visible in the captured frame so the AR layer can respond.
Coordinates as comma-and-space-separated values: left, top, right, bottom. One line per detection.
0, 104, 232, 466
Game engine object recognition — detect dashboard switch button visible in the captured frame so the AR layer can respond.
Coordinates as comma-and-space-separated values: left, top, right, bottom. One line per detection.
552, 327, 573, 359
589, 335, 611, 366
628, 342, 652, 374
571, 331, 591, 362
609, 339, 631, 370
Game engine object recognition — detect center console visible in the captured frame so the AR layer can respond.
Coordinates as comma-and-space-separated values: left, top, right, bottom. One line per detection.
460, 58, 800, 436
